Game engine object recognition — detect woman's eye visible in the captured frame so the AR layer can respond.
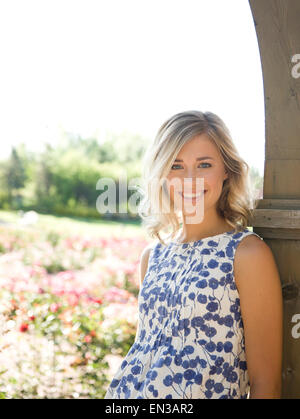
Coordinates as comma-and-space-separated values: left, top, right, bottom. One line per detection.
171, 164, 182, 170
171, 163, 211, 170
198, 163, 211, 168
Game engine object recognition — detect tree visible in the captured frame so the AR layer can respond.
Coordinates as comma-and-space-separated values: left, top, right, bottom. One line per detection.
34, 143, 54, 200
3, 147, 26, 207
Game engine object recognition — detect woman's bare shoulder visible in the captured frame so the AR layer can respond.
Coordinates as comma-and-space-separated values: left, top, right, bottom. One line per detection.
234, 233, 281, 290
236, 233, 269, 257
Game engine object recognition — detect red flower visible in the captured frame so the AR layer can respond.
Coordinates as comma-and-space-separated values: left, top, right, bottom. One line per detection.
29, 315, 36, 321
90, 330, 96, 337
94, 298, 102, 304
20, 323, 29, 332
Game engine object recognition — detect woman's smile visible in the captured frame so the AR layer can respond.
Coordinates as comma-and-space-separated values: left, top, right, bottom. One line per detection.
178, 190, 207, 201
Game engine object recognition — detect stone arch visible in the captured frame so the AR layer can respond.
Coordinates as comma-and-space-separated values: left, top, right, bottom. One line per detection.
249, 0, 300, 398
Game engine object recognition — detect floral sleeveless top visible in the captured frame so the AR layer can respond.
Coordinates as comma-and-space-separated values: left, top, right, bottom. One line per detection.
104, 227, 262, 399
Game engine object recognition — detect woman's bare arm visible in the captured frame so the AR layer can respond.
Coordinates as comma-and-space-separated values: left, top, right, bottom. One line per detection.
139, 243, 154, 287
234, 235, 283, 399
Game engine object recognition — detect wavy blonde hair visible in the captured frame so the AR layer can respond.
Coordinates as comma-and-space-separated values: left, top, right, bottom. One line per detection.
137, 110, 257, 246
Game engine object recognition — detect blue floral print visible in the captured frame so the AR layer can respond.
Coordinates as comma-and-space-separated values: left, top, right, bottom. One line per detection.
104, 228, 262, 399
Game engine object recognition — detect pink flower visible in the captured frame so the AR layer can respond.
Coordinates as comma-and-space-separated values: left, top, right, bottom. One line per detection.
56, 270, 75, 281
102, 302, 138, 325
103, 287, 130, 303
124, 263, 137, 275
67, 294, 79, 306
50, 303, 60, 313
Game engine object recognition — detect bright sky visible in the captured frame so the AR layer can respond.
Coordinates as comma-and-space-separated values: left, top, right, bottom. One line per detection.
0, 0, 265, 175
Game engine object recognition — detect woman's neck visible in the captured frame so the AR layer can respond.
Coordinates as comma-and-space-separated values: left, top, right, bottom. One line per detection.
176, 214, 232, 243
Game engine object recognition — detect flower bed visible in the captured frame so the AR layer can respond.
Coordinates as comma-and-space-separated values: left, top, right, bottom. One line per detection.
0, 225, 148, 398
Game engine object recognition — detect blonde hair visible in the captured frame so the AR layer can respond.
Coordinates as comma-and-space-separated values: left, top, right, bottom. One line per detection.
137, 110, 257, 246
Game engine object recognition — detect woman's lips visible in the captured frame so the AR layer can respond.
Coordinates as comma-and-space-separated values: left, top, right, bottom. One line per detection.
179, 190, 207, 200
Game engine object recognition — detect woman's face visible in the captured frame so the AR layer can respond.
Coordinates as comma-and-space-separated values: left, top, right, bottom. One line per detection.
165, 134, 228, 215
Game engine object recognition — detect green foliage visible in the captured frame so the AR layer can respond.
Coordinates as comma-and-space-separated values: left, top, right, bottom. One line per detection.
0, 131, 148, 219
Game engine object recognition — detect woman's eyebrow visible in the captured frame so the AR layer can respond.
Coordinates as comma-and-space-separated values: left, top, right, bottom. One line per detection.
174, 156, 214, 162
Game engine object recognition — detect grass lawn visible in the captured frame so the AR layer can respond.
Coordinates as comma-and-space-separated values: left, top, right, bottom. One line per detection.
0, 209, 149, 240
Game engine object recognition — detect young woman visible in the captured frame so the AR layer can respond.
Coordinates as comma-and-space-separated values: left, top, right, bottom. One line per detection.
104, 110, 283, 399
